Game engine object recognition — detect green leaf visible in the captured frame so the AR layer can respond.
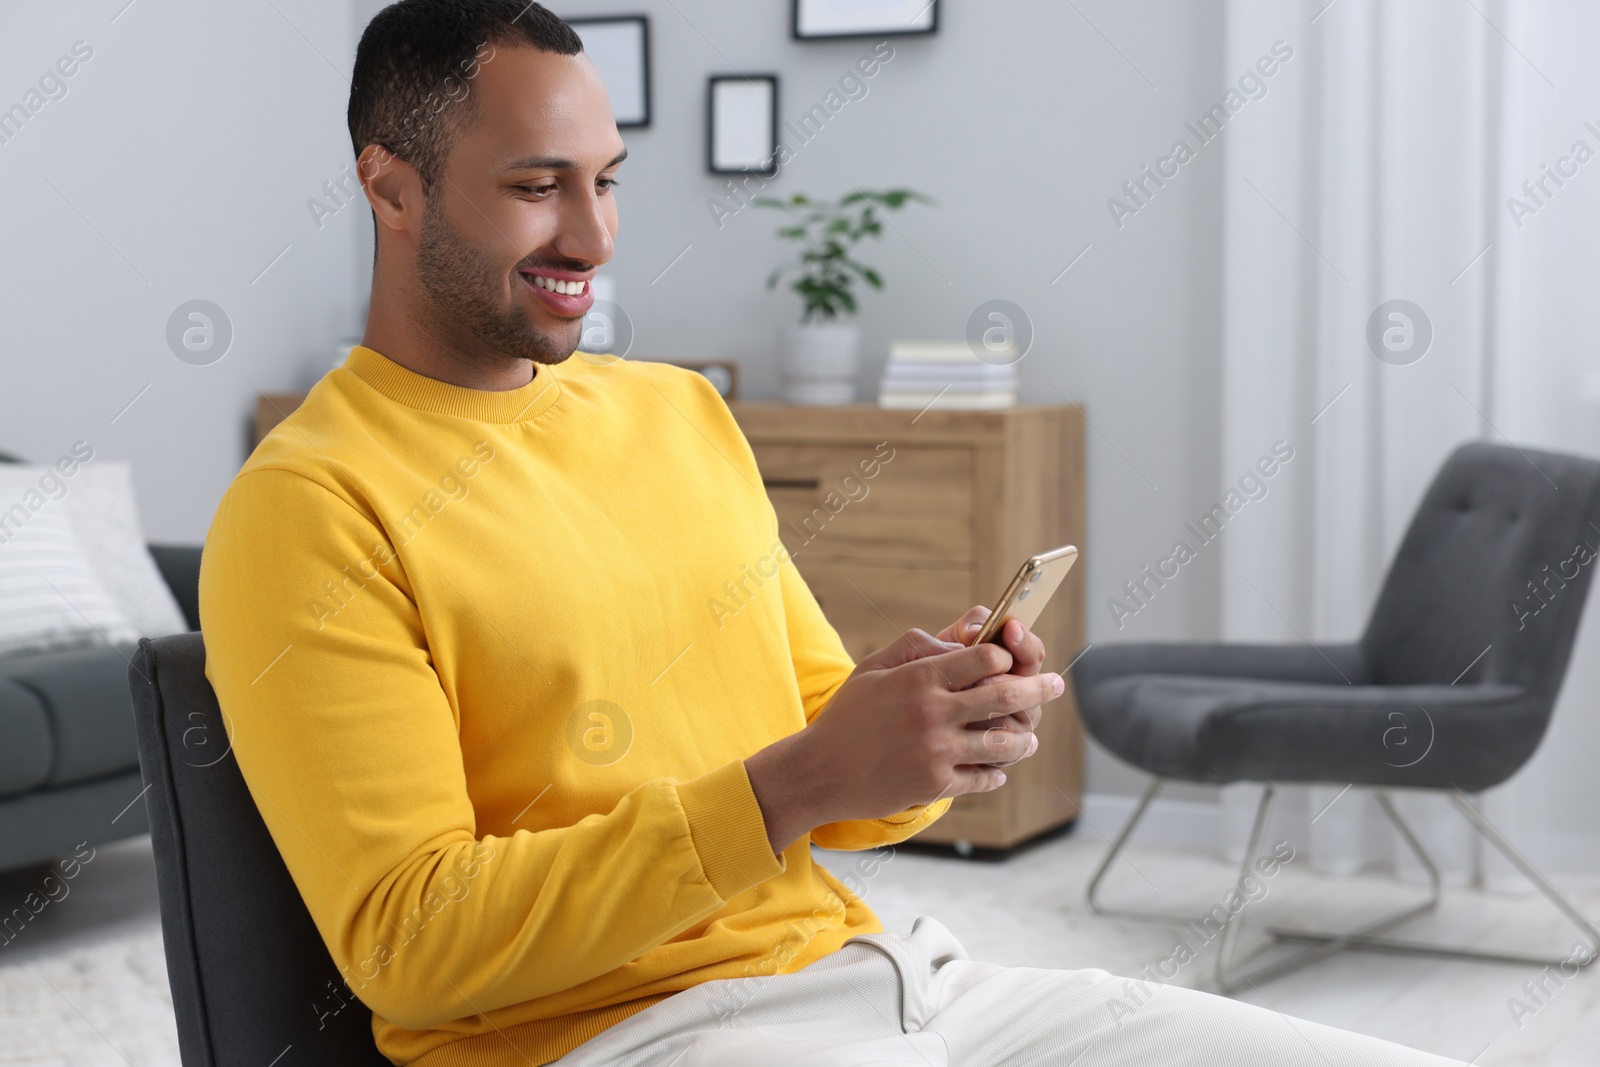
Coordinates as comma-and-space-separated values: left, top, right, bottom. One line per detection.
763, 188, 929, 319
839, 188, 935, 211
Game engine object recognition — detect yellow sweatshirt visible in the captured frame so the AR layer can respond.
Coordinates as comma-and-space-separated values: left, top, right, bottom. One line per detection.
198, 345, 949, 1066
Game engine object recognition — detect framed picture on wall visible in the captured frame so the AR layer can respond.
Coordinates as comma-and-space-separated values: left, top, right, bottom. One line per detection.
707, 75, 779, 176
792, 0, 939, 40
566, 15, 651, 127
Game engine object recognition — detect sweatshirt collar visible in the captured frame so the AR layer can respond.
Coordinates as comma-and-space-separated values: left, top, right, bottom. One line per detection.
343, 345, 562, 423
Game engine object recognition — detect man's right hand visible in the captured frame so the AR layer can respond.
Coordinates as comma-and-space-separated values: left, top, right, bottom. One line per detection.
743, 629, 1066, 855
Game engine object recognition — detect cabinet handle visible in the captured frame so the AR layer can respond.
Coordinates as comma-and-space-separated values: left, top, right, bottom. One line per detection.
762, 477, 821, 491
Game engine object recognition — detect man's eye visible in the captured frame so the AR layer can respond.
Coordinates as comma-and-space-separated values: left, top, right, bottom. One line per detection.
597, 178, 620, 193
515, 184, 556, 197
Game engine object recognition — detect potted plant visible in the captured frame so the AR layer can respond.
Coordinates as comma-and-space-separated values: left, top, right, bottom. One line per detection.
755, 189, 931, 405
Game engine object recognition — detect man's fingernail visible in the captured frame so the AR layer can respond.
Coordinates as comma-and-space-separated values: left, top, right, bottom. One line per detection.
967, 622, 980, 633
1050, 674, 1065, 696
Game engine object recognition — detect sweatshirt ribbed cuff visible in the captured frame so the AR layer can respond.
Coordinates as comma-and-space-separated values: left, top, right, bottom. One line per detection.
876, 796, 953, 826
677, 759, 786, 900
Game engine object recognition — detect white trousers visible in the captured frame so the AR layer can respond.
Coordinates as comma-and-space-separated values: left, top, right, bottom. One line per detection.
554, 916, 1465, 1066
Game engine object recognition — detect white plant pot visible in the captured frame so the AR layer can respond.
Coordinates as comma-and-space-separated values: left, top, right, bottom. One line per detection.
780, 322, 859, 405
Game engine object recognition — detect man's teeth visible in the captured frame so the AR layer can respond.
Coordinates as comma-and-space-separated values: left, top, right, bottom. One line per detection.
531, 274, 587, 296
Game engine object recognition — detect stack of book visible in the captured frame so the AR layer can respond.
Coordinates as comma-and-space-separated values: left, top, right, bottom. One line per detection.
877, 341, 1019, 410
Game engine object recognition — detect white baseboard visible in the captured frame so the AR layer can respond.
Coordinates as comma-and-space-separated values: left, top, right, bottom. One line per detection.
1079, 791, 1220, 849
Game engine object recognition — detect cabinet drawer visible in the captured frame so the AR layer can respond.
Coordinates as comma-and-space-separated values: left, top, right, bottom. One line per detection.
752, 443, 973, 563
793, 559, 973, 662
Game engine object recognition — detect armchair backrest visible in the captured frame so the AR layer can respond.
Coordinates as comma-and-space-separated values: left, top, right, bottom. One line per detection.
1361, 442, 1600, 710
127, 632, 390, 1066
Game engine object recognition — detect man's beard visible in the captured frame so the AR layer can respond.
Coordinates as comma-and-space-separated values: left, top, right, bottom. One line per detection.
413, 194, 579, 367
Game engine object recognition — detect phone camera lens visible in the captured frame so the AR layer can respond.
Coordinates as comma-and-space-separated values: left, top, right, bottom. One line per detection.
1028, 571, 1043, 583
1018, 588, 1032, 600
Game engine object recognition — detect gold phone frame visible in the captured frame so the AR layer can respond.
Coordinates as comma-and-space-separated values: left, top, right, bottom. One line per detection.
968, 545, 1079, 646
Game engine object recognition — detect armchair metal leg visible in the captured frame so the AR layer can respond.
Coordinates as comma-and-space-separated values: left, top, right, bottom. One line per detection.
1447, 792, 1600, 962
1260, 793, 1599, 969
1085, 782, 1600, 989
1085, 780, 1292, 988
1085, 777, 1201, 926
1214, 784, 1278, 991
1219, 790, 1442, 992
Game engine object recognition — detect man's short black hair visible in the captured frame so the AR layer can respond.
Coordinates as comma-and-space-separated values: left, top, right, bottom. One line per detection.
349, 0, 582, 191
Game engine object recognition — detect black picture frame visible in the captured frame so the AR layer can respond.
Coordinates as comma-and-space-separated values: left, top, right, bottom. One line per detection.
791, 0, 939, 40
566, 15, 652, 128
706, 74, 779, 177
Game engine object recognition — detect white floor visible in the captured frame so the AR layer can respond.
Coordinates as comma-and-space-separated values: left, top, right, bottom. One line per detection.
3, 830, 1598, 1065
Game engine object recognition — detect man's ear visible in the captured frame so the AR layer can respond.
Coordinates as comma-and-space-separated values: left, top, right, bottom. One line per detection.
357, 144, 421, 235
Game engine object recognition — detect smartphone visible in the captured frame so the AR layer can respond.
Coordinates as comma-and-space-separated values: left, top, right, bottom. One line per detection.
968, 545, 1078, 646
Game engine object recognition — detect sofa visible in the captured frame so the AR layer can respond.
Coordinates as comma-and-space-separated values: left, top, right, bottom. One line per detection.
0, 450, 202, 874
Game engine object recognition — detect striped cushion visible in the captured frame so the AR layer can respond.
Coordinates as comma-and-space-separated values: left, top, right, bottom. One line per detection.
60, 462, 190, 638
0, 503, 138, 656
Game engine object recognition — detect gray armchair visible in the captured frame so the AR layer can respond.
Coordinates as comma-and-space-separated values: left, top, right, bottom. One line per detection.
1074, 441, 1600, 990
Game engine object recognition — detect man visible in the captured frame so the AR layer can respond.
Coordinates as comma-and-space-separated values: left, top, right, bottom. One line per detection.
199, 3, 1465, 1064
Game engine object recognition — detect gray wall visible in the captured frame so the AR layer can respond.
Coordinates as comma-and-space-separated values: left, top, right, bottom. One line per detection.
0, 0, 365, 539
5, 0, 1232, 800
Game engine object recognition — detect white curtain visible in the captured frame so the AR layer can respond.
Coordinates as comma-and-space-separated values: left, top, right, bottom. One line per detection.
1218, 0, 1600, 890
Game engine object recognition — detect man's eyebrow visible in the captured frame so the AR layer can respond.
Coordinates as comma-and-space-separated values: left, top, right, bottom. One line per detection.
500, 148, 628, 173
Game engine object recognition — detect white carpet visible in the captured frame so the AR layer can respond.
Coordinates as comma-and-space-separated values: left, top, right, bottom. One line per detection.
0, 921, 178, 1066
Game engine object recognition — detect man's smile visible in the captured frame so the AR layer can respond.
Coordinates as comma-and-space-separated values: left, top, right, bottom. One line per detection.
518, 267, 595, 316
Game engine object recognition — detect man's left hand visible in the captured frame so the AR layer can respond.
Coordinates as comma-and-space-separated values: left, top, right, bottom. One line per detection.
935, 606, 1046, 765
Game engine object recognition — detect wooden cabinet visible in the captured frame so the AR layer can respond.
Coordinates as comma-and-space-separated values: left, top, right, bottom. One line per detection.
728, 403, 1086, 852
254, 393, 1087, 850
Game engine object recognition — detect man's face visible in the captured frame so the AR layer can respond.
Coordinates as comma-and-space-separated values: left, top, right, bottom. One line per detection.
414, 45, 624, 365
